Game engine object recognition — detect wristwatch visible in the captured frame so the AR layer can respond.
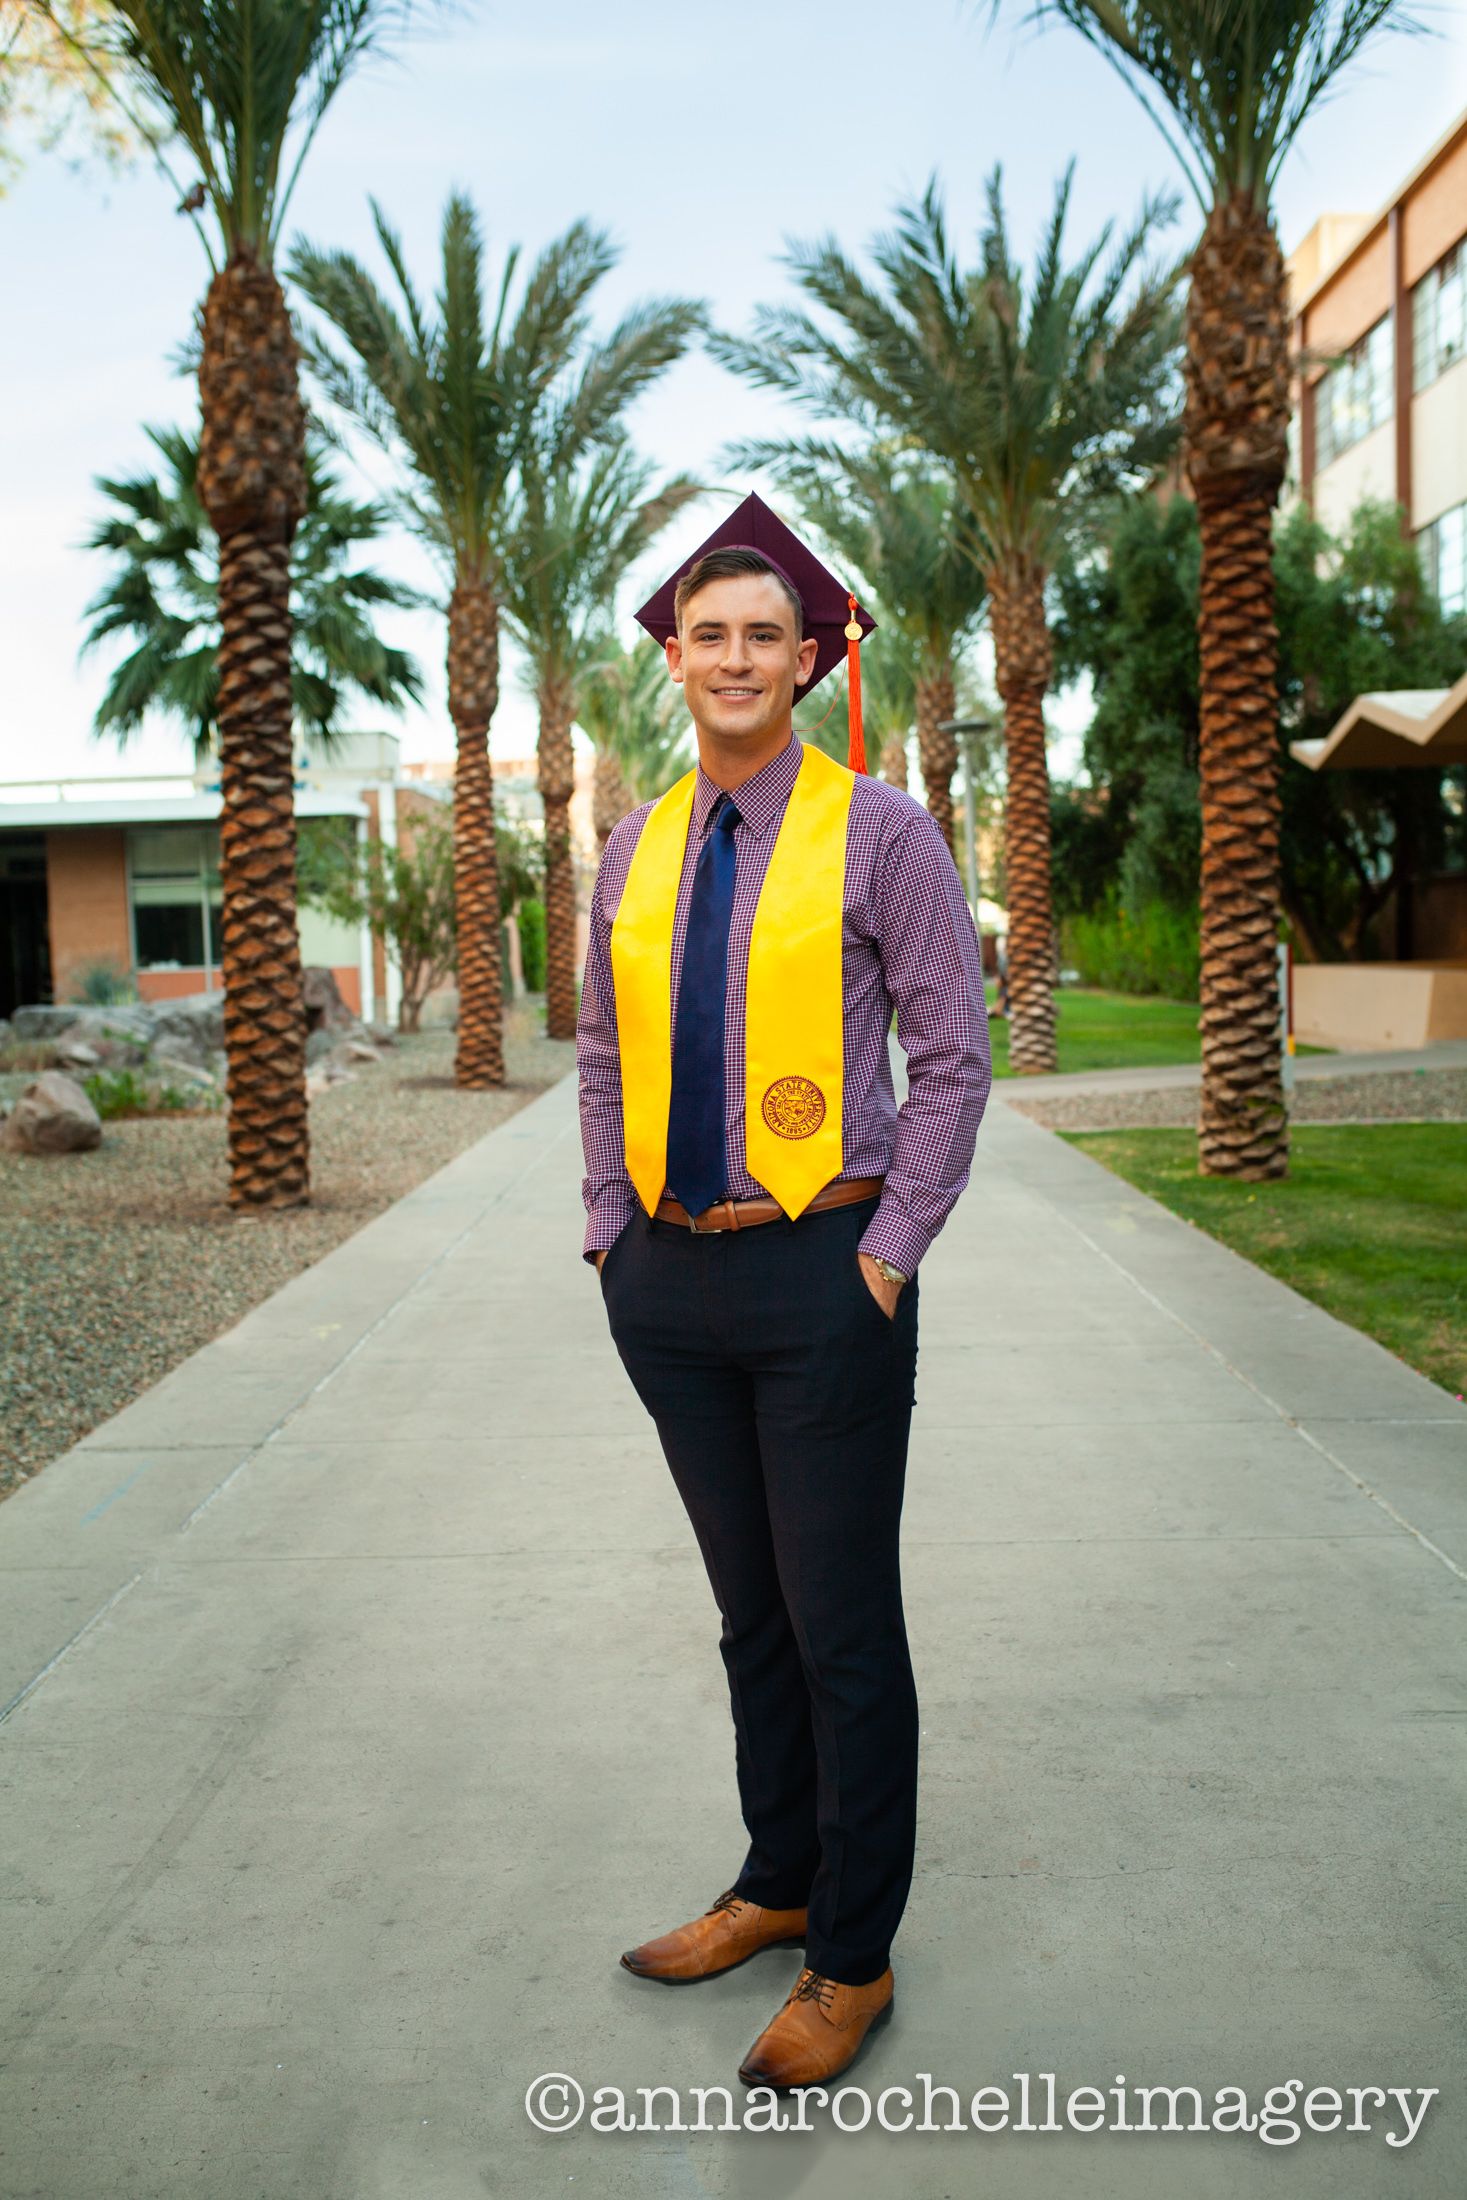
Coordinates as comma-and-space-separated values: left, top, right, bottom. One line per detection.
873, 1259, 907, 1286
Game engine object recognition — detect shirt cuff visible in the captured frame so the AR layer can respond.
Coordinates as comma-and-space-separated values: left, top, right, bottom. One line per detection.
857, 1199, 933, 1280
583, 1187, 638, 1263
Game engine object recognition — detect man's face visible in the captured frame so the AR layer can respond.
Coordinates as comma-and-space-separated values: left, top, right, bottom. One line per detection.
666, 574, 820, 746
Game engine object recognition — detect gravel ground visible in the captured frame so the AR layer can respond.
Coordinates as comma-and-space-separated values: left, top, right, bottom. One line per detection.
1004, 1064, 1467, 1133
0, 1006, 575, 1501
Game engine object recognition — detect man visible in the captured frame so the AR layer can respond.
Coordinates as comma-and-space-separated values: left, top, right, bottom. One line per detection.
578, 495, 989, 2089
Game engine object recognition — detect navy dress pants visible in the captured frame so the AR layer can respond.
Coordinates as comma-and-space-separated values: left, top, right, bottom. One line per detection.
600, 1197, 920, 1987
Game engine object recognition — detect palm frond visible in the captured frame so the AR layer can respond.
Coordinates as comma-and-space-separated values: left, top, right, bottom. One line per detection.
1028, 0, 1420, 204
78, 0, 417, 261
82, 421, 422, 752
718, 170, 1182, 593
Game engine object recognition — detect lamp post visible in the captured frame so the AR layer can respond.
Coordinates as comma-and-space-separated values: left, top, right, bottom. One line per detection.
939, 715, 995, 916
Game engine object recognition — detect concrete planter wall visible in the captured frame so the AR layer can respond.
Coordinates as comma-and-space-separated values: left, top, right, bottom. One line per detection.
1294, 962, 1467, 1050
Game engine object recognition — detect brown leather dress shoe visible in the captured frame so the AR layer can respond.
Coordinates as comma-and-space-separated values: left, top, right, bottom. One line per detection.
738, 1965, 894, 2087
621, 1890, 808, 1982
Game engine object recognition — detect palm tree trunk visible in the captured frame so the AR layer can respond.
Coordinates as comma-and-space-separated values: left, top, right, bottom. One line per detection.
593, 745, 632, 849
1187, 191, 1290, 1179
197, 251, 309, 1209
538, 676, 578, 1039
915, 666, 957, 850
990, 569, 1057, 1076
879, 735, 909, 791
447, 576, 505, 1088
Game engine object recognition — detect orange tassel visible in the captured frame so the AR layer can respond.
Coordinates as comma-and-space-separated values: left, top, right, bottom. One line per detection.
844, 593, 866, 774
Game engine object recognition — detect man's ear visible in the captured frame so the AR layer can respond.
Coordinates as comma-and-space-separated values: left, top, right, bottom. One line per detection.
665, 635, 684, 686
796, 635, 819, 685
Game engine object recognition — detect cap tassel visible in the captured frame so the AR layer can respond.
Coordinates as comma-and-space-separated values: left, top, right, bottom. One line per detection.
844, 594, 866, 774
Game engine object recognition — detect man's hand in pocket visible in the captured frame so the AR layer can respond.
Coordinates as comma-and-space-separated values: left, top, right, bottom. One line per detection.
858, 1252, 901, 1319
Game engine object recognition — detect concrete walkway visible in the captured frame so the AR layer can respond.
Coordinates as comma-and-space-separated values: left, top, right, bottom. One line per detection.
2, 1077, 1463, 2199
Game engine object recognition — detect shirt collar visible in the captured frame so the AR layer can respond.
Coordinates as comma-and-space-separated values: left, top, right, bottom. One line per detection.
691, 735, 803, 839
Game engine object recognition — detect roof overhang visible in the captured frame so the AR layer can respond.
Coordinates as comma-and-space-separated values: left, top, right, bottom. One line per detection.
1290, 671, 1467, 770
0, 791, 368, 829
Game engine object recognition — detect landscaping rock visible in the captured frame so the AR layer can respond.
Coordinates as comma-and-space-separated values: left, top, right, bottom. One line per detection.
305, 1027, 339, 1067
149, 992, 225, 1066
366, 1022, 397, 1047
151, 1055, 217, 1091
304, 966, 357, 1034
54, 1036, 103, 1070
10, 1006, 84, 1041
55, 1013, 149, 1069
0, 1072, 103, 1155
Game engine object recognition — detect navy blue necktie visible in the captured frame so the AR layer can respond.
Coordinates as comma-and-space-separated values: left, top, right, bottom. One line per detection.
666, 795, 741, 1216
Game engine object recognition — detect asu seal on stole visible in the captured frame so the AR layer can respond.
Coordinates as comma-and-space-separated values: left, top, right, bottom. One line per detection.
761, 1075, 826, 1140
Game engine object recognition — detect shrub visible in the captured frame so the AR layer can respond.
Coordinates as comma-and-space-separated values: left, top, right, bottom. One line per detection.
84, 1068, 197, 1119
518, 899, 547, 994
67, 961, 138, 1006
1063, 899, 1200, 1001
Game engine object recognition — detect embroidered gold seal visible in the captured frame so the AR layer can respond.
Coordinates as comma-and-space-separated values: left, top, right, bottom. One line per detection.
762, 1075, 826, 1141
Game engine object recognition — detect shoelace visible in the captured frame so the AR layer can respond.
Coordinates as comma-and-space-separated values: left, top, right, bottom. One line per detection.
706, 1889, 746, 1918
790, 1968, 837, 2012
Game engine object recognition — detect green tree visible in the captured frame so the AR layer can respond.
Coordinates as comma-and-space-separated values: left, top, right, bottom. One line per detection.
1051, 493, 1201, 915
83, 424, 422, 751
1277, 499, 1467, 960
299, 802, 545, 1029
2, 0, 137, 189
502, 417, 701, 1038
715, 169, 1181, 1071
1033, 0, 1416, 1172
49, 0, 416, 1208
290, 194, 625, 1088
298, 808, 454, 1032
1053, 492, 1467, 957
577, 635, 694, 847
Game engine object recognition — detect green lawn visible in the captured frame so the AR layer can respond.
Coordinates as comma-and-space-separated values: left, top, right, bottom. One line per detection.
985, 987, 1331, 1077
1063, 1124, 1467, 1400
988, 988, 1202, 1077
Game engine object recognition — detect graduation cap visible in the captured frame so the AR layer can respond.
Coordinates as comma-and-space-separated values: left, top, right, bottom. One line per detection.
633, 491, 877, 773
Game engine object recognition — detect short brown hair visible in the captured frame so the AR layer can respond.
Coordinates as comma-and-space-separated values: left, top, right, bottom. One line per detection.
674, 547, 804, 636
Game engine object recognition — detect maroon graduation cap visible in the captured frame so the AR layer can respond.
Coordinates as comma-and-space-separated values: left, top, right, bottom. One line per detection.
633, 491, 877, 772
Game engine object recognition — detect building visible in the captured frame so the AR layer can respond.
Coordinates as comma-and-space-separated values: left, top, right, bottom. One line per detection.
1289, 106, 1467, 594
0, 733, 602, 1023
0, 733, 406, 1022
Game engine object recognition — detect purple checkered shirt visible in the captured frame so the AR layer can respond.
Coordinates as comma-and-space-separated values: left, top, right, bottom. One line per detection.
577, 735, 990, 1273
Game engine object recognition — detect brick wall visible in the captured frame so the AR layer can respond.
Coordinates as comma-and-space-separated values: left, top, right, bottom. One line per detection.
45, 828, 131, 1000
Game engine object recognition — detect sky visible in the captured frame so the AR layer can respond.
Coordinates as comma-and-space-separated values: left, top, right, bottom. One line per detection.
2, 0, 1464, 790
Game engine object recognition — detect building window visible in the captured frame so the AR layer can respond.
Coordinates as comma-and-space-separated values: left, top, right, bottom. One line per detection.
1314, 314, 1393, 470
1413, 244, 1466, 392
1419, 502, 1467, 617
128, 827, 223, 971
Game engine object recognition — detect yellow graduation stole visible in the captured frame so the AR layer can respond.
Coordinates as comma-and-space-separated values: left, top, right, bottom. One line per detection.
611, 741, 853, 1219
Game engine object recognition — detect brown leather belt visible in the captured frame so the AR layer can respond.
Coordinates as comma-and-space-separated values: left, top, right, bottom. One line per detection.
655, 1177, 885, 1234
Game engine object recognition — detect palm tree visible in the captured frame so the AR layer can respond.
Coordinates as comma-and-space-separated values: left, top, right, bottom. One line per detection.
1031, 0, 1414, 1170
290, 195, 627, 1087
83, 424, 423, 751
715, 173, 1181, 1071
65, 0, 407, 1204
728, 449, 986, 849
577, 636, 694, 849
502, 430, 700, 1038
